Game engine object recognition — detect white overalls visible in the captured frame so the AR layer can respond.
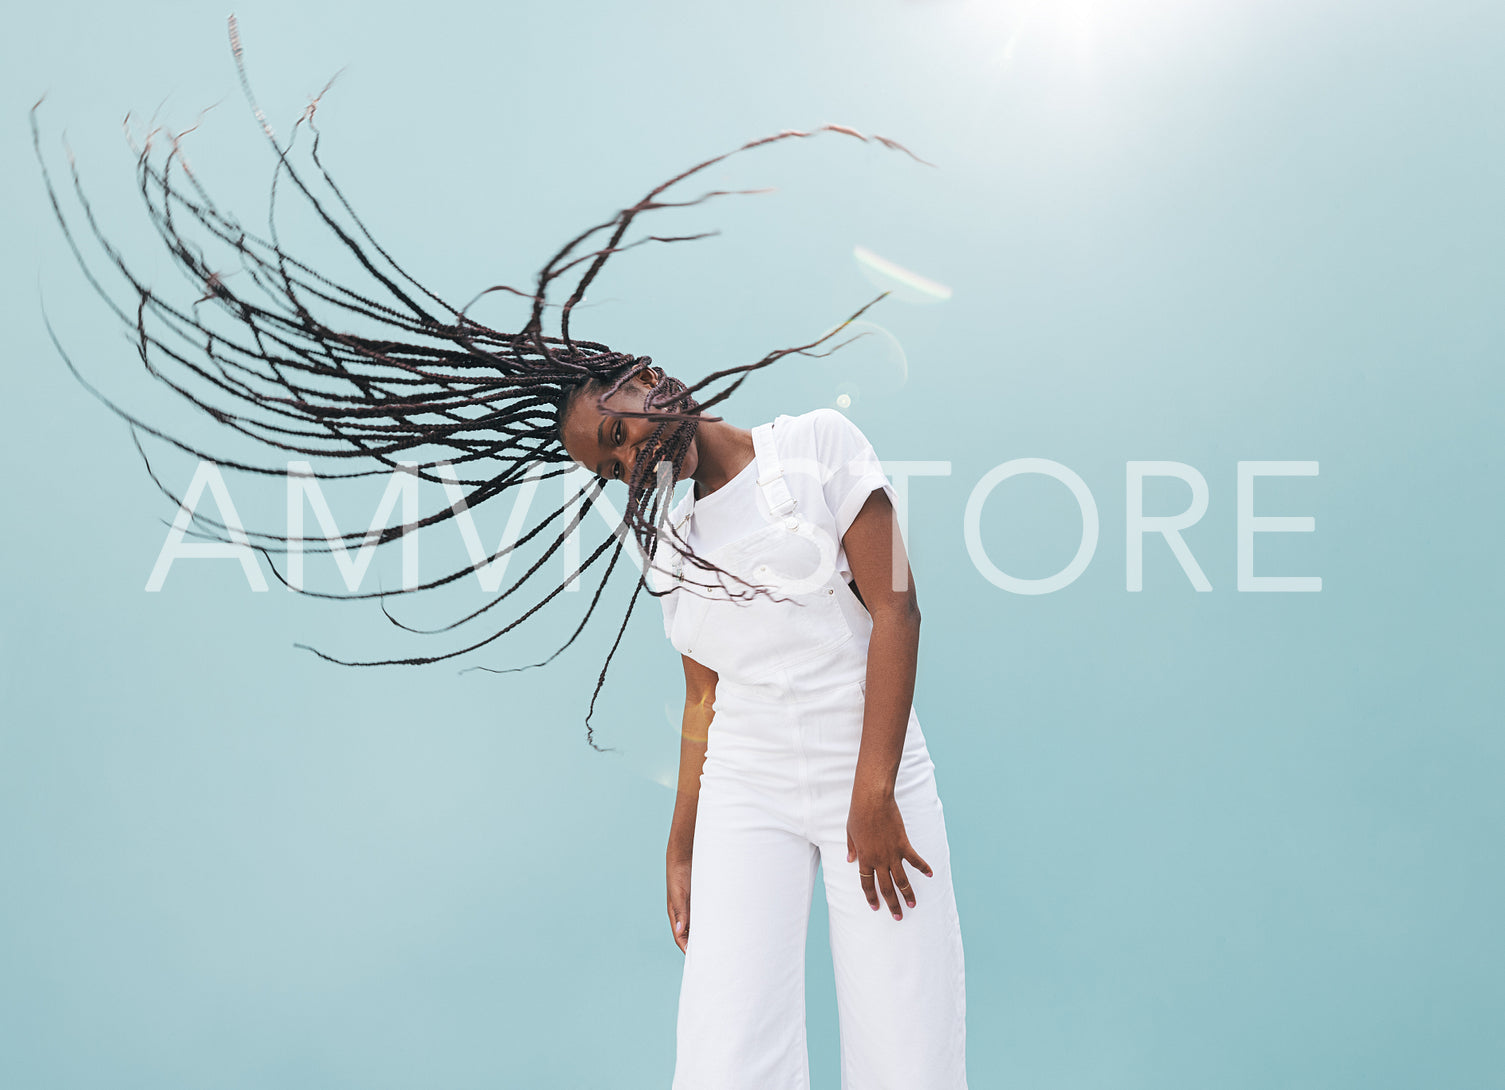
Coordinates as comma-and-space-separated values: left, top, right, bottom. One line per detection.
653, 412, 968, 1090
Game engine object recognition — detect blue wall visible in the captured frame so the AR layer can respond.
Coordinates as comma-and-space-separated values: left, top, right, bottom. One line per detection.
3, 1, 1501, 1086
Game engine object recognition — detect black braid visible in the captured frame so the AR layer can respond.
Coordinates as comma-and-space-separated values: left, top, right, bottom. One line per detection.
30, 15, 928, 749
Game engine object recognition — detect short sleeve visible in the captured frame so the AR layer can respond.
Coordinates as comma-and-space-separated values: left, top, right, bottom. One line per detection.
810, 408, 898, 539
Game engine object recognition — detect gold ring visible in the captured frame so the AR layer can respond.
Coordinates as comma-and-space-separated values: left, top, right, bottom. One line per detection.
859, 870, 874, 878
897, 881, 912, 891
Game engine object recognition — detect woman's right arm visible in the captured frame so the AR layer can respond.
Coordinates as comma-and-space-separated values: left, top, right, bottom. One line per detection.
667, 653, 717, 953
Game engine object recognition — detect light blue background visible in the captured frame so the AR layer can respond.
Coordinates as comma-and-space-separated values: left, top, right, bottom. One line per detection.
3, 1, 1501, 1087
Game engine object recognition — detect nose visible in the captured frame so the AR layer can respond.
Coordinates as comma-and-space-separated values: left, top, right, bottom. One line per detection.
625, 437, 647, 481
627, 438, 674, 489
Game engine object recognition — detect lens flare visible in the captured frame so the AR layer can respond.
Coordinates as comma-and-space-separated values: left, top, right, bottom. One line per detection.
809, 317, 910, 413
853, 245, 953, 304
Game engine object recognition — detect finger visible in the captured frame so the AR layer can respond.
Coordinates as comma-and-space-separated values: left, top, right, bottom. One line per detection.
892, 860, 916, 909
903, 841, 934, 880
667, 900, 690, 953
847, 831, 856, 865
858, 864, 880, 911
876, 864, 903, 920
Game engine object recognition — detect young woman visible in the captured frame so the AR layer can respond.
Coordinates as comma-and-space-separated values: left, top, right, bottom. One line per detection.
559, 367, 968, 1088
34, 18, 968, 1086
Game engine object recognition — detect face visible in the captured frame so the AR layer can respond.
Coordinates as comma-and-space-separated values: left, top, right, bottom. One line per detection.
560, 369, 698, 489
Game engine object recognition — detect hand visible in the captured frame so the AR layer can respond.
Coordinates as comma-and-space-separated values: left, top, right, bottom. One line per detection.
666, 855, 692, 953
846, 789, 933, 920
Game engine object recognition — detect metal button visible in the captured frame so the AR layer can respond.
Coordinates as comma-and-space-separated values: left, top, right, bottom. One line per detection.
827, 588, 834, 594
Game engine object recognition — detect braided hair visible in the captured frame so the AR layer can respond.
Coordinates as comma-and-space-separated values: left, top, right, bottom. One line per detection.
31, 16, 925, 748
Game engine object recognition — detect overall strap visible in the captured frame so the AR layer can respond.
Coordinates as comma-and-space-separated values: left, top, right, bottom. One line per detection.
751, 417, 797, 519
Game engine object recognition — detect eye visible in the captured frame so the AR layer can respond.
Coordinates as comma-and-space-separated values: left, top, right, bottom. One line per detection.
614, 421, 624, 446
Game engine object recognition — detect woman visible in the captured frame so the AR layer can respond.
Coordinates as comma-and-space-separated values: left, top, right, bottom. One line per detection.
34, 18, 967, 1086
559, 366, 969, 1088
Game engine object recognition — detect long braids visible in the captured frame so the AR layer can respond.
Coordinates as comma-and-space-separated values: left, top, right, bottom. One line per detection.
32, 15, 925, 748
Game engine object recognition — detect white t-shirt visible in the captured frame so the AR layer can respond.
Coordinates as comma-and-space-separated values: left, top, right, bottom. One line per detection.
655, 407, 898, 643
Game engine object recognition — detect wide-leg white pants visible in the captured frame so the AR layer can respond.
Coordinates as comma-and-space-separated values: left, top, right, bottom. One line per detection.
671, 678, 968, 1090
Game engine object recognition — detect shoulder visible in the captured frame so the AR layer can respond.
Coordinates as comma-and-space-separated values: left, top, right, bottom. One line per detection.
776, 407, 871, 457
782, 405, 853, 435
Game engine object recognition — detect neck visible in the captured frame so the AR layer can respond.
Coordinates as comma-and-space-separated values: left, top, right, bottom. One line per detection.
689, 416, 754, 500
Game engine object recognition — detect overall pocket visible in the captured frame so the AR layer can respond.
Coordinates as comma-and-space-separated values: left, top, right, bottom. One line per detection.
671, 515, 852, 680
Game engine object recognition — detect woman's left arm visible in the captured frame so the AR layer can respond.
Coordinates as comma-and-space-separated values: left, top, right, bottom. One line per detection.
842, 487, 935, 921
